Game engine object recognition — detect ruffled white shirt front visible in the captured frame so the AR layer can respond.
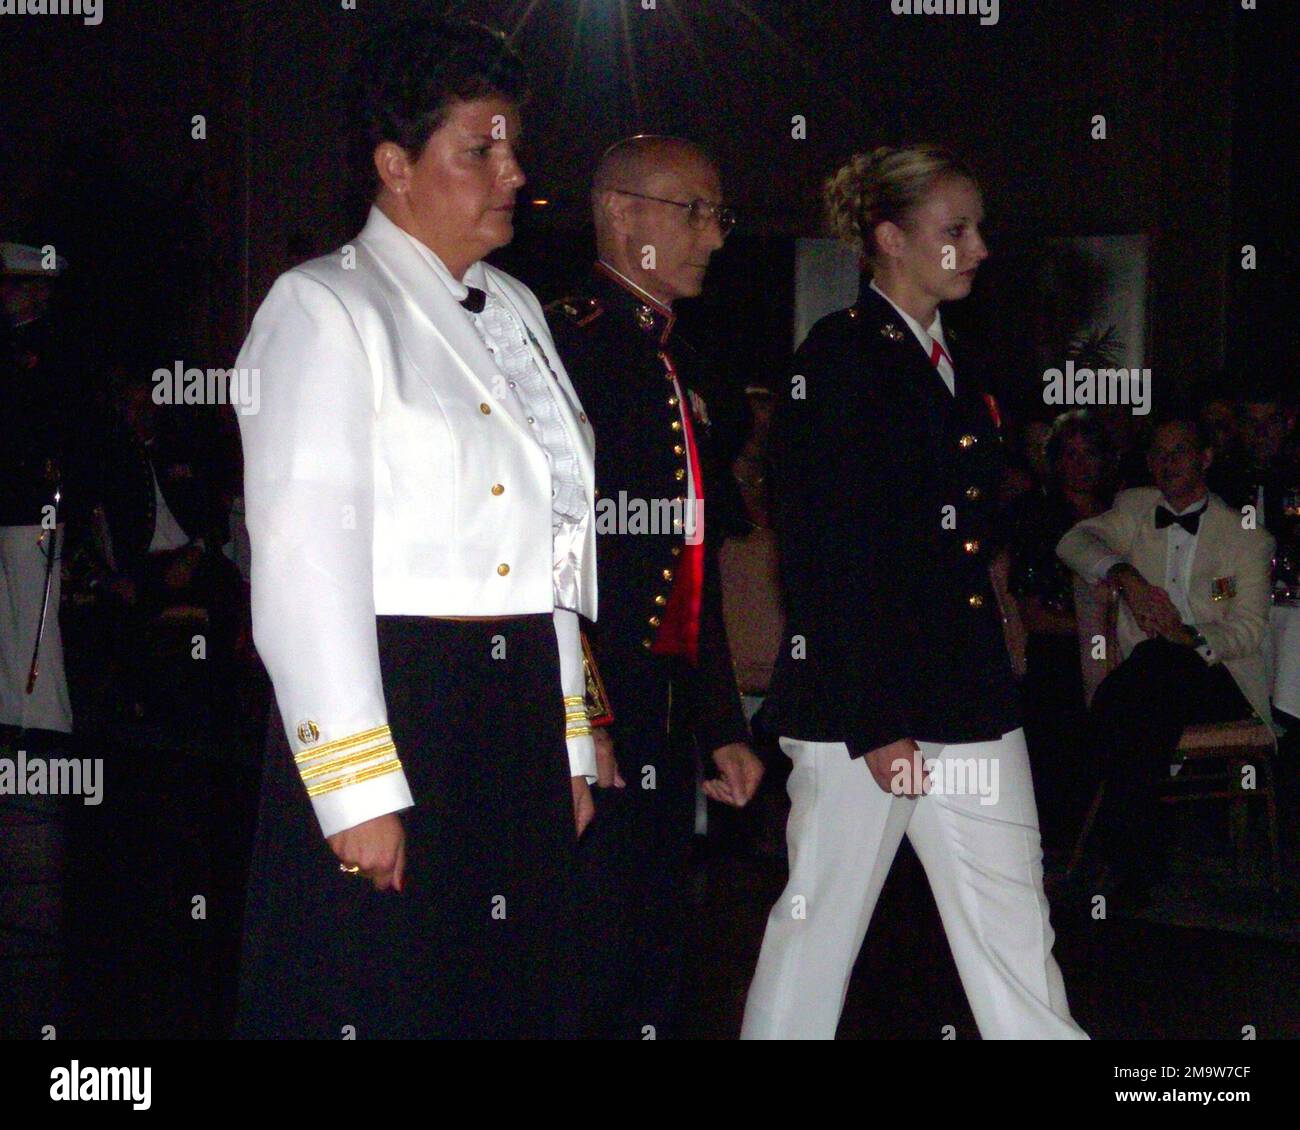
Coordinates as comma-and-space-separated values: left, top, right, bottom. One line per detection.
403, 240, 590, 613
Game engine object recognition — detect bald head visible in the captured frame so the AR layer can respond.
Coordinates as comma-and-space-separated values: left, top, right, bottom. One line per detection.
594, 135, 712, 195
591, 135, 726, 307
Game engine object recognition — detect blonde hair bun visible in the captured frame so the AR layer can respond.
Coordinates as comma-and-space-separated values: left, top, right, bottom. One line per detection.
823, 143, 975, 263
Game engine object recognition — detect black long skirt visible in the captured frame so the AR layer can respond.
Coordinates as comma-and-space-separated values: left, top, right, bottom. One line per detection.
235, 615, 581, 1039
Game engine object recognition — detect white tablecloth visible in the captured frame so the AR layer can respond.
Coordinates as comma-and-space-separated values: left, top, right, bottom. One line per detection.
1269, 603, 1300, 719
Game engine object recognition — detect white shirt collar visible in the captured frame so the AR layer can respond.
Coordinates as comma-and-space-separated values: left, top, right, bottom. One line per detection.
375, 206, 488, 302
869, 278, 948, 355
1160, 492, 1210, 518
596, 259, 674, 313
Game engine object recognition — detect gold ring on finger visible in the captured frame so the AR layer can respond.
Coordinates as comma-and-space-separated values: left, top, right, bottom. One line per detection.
339, 863, 361, 874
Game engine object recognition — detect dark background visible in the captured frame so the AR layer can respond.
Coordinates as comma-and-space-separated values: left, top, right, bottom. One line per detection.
1, 0, 1293, 418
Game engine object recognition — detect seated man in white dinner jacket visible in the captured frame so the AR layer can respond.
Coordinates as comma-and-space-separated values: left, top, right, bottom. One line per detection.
1057, 415, 1274, 900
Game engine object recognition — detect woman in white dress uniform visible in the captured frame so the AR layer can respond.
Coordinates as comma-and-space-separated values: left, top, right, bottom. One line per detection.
234, 16, 599, 1039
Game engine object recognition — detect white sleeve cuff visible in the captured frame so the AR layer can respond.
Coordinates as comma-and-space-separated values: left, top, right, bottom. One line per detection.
1092, 553, 1124, 584
554, 607, 596, 782
567, 732, 598, 783
311, 769, 415, 838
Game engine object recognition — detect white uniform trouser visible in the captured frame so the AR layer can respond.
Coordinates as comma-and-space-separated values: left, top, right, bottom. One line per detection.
0, 524, 72, 734
741, 729, 1086, 1039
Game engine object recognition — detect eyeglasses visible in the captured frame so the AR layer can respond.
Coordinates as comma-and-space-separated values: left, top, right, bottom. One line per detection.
611, 190, 737, 236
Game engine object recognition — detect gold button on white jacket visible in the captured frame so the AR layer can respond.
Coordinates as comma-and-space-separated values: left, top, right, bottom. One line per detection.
236, 206, 598, 837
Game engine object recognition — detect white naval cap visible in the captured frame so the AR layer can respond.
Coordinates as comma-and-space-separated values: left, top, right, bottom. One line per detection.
1, 242, 68, 276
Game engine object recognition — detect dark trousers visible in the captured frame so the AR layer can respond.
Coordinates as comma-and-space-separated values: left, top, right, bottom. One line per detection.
574, 660, 698, 1040
576, 778, 695, 1039
1022, 631, 1091, 850
236, 615, 580, 1039
1090, 637, 1251, 877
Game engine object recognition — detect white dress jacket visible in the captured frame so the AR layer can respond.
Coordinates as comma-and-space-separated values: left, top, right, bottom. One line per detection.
235, 206, 598, 837
1057, 487, 1275, 727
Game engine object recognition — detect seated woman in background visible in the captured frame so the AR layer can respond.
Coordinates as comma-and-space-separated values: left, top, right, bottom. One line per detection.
1005, 408, 1112, 849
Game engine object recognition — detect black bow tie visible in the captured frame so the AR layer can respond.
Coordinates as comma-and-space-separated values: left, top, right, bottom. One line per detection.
1155, 503, 1206, 535
460, 286, 487, 314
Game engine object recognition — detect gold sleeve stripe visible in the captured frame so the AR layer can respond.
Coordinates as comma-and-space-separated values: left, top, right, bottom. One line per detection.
566, 724, 593, 738
562, 695, 585, 705
298, 742, 399, 782
293, 723, 392, 764
298, 738, 397, 776
305, 758, 404, 798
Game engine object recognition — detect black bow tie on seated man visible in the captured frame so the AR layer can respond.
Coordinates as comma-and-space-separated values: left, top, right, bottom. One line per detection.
1155, 502, 1207, 535
460, 287, 487, 314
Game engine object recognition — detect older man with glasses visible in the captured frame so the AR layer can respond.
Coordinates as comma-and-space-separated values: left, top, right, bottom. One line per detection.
547, 135, 762, 1039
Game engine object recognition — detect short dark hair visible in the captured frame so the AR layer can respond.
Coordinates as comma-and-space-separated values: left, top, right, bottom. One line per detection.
348, 13, 527, 202
1149, 414, 1215, 453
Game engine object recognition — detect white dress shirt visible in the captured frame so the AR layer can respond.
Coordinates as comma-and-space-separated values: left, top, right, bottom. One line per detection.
870, 278, 955, 395
1163, 498, 1205, 618
146, 457, 192, 553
